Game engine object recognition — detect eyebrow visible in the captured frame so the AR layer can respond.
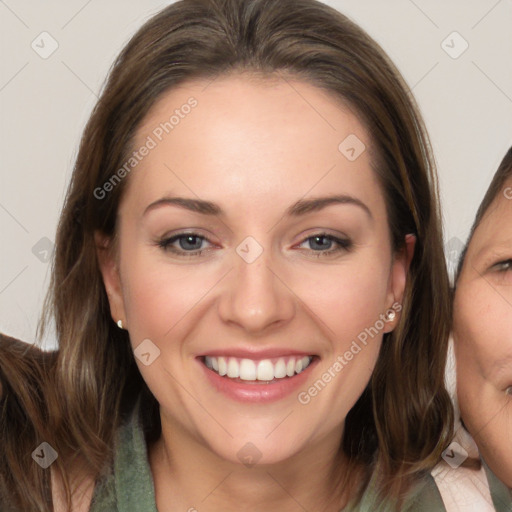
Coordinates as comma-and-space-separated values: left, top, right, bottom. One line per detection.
143, 194, 373, 219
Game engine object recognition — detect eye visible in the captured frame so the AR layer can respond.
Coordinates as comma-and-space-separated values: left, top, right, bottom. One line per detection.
492, 259, 512, 272
157, 232, 212, 257
156, 231, 353, 258
297, 233, 352, 257
506, 386, 512, 395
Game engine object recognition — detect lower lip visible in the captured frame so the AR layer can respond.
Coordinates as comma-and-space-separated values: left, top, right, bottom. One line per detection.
197, 357, 318, 403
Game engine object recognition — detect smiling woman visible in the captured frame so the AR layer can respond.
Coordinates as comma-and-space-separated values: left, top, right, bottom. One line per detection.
0, 0, 454, 511
453, 146, 512, 501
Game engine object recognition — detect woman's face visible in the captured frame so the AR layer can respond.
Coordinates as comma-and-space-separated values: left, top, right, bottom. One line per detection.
454, 181, 512, 486
98, 74, 410, 466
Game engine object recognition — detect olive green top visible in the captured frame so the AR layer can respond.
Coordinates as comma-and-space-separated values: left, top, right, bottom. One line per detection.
87, 397, 451, 512
484, 460, 512, 512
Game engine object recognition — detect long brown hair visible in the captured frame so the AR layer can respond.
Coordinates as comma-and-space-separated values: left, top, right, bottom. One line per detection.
0, 0, 453, 509
0, 334, 58, 511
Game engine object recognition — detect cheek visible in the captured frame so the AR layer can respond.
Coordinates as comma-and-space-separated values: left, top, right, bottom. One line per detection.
116, 233, 392, 440
288, 255, 390, 406
291, 262, 390, 342
121, 236, 392, 337
455, 284, 512, 382
122, 258, 221, 342
468, 401, 512, 489
119, 230, 393, 399
455, 283, 512, 460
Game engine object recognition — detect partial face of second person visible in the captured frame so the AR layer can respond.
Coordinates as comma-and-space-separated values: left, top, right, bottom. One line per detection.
454, 179, 512, 487
99, 73, 410, 469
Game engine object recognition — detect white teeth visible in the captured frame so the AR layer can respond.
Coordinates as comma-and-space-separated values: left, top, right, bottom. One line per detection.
274, 358, 287, 378
227, 358, 239, 378
286, 359, 295, 377
257, 360, 274, 380
204, 355, 313, 381
240, 359, 257, 381
295, 356, 310, 374
218, 356, 227, 376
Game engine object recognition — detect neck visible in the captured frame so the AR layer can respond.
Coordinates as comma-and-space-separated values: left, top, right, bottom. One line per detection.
149, 413, 360, 512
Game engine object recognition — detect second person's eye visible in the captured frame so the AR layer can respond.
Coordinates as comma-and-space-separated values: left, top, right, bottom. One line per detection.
492, 259, 512, 272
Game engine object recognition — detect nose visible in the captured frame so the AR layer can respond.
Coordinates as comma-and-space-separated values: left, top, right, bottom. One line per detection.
217, 247, 296, 334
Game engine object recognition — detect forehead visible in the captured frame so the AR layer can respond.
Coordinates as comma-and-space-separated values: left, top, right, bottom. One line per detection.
469, 179, 512, 260
120, 73, 385, 219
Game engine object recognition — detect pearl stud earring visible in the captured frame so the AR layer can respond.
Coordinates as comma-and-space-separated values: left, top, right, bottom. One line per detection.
385, 310, 396, 322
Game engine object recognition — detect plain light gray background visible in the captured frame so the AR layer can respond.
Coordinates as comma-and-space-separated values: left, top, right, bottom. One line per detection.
1, 0, 511, 349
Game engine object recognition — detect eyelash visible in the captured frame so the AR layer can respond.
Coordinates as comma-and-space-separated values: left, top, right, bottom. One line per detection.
156, 232, 352, 258
492, 259, 512, 272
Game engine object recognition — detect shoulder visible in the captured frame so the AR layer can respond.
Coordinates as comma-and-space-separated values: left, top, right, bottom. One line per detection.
348, 466, 446, 512
0, 331, 52, 356
403, 472, 447, 511
0, 332, 57, 432
482, 460, 512, 511
0, 332, 56, 385
430, 421, 504, 512
87, 395, 158, 512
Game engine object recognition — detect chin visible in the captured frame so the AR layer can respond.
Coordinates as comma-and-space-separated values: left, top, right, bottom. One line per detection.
208, 434, 307, 468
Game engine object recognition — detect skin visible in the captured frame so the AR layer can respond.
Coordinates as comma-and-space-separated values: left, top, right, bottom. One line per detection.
454, 180, 512, 489
97, 73, 413, 511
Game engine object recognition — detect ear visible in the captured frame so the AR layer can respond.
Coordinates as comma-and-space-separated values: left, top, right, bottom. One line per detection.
95, 231, 127, 328
383, 233, 416, 333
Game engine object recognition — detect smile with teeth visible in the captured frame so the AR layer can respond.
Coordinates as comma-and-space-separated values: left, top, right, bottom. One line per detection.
203, 355, 314, 381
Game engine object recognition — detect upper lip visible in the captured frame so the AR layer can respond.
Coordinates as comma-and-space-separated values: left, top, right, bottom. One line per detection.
197, 348, 317, 360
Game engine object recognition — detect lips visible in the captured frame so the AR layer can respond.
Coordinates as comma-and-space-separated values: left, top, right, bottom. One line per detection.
196, 347, 319, 402
198, 353, 319, 402
203, 355, 314, 381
